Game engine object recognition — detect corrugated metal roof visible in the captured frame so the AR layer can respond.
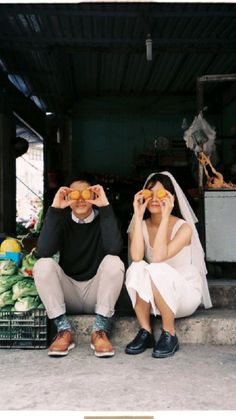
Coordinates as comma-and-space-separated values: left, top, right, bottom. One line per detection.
0, 3, 235, 113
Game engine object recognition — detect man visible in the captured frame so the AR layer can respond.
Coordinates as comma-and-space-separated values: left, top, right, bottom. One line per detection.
33, 174, 124, 358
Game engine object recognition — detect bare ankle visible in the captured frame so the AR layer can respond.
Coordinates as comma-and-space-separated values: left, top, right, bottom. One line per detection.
163, 328, 176, 336
141, 326, 152, 334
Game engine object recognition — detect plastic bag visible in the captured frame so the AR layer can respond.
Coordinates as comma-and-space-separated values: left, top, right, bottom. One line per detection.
184, 112, 216, 155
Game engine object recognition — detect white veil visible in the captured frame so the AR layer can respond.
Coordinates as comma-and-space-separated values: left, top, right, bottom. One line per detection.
128, 171, 212, 309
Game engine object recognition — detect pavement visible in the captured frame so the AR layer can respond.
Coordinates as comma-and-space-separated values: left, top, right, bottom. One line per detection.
0, 343, 236, 411
1, 279, 236, 416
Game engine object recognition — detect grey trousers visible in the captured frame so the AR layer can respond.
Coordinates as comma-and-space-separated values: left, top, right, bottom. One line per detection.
33, 255, 125, 319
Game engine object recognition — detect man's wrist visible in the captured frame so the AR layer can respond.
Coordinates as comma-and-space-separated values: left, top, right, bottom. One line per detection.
100, 199, 110, 207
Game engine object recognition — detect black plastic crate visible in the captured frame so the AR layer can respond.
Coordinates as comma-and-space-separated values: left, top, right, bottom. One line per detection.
0, 309, 48, 349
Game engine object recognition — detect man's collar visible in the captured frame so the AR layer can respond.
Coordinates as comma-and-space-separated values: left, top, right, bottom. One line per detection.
71, 208, 98, 224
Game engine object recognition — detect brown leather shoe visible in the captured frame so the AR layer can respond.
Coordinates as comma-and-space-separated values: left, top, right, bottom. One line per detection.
48, 330, 75, 357
90, 330, 115, 358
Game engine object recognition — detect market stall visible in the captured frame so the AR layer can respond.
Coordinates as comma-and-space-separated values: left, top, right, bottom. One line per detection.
185, 74, 236, 265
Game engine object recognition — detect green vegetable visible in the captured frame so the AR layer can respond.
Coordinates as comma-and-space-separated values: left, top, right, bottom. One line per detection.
20, 249, 39, 277
0, 304, 14, 311
0, 274, 24, 294
0, 260, 17, 276
14, 296, 41, 311
33, 206, 43, 233
52, 252, 60, 263
22, 250, 38, 270
12, 278, 38, 300
0, 290, 14, 308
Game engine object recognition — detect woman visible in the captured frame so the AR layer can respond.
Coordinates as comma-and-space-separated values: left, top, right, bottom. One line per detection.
125, 171, 212, 358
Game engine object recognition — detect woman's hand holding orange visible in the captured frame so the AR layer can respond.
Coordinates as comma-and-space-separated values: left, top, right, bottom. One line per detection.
159, 191, 174, 219
133, 190, 151, 219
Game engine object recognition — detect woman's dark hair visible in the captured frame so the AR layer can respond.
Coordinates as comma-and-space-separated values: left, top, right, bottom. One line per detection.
145, 173, 182, 218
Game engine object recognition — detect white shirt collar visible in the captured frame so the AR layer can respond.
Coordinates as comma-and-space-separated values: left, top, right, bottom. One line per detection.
71, 209, 98, 224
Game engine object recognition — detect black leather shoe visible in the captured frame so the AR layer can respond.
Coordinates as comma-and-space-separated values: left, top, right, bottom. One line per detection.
125, 328, 154, 355
152, 330, 179, 358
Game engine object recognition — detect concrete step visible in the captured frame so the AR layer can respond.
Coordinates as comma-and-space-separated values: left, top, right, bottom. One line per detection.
208, 279, 236, 308
68, 308, 236, 345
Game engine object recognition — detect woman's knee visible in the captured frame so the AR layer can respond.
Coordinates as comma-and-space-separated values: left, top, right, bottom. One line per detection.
127, 260, 147, 273
126, 260, 148, 279
125, 261, 149, 288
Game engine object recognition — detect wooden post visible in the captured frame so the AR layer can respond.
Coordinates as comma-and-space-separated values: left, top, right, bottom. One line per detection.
196, 79, 204, 193
0, 111, 16, 235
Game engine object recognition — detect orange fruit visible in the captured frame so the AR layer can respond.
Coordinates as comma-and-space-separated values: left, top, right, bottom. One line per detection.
142, 189, 152, 200
68, 190, 81, 200
81, 189, 92, 200
156, 188, 167, 199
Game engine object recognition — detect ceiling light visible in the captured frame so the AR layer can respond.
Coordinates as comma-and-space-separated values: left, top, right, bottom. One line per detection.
146, 34, 152, 61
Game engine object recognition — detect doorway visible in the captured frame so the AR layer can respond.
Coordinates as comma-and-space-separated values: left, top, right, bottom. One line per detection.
15, 117, 44, 236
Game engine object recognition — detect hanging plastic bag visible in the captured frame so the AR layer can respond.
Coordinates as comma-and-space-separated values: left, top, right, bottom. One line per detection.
184, 112, 216, 155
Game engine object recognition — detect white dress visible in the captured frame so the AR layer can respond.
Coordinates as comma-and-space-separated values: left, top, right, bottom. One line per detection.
126, 219, 203, 318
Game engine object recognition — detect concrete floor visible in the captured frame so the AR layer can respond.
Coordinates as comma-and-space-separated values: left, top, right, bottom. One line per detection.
0, 343, 236, 411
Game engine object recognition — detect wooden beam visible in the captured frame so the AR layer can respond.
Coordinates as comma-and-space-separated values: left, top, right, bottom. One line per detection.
0, 35, 236, 48
1, 4, 236, 18
1, 44, 236, 55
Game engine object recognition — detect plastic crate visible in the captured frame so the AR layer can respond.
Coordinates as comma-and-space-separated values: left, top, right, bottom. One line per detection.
0, 309, 48, 349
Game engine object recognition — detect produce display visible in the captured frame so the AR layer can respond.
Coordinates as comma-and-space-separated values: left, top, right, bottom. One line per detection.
0, 274, 22, 294
0, 248, 44, 312
14, 296, 41, 311
19, 250, 38, 277
0, 290, 14, 308
0, 225, 47, 348
0, 260, 17, 276
12, 278, 38, 300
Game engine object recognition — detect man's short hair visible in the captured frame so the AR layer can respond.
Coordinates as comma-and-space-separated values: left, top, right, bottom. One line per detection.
66, 172, 95, 187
